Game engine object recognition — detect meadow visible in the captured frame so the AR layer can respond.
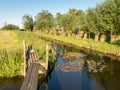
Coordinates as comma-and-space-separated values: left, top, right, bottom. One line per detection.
0, 30, 47, 77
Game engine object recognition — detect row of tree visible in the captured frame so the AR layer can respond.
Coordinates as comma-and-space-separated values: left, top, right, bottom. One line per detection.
22, 0, 120, 41
1, 0, 119, 42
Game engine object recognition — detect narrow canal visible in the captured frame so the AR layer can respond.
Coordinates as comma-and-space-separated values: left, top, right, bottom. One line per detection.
0, 41, 120, 90
39, 43, 120, 90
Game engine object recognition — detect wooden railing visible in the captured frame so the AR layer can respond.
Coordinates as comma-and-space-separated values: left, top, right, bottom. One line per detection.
23, 40, 40, 76
20, 40, 56, 90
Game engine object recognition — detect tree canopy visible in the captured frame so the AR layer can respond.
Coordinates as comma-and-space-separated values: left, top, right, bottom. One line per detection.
34, 10, 55, 30
22, 0, 120, 35
22, 14, 34, 32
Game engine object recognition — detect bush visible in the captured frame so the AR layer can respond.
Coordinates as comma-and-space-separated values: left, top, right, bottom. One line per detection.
2, 24, 19, 30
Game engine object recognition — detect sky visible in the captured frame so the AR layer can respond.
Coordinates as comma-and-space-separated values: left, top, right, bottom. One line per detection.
0, 0, 105, 28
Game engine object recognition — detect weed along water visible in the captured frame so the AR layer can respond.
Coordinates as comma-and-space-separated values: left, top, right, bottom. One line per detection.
39, 42, 120, 90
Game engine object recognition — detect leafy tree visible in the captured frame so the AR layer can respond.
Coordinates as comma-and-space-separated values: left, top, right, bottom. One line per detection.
85, 8, 101, 41
115, 0, 120, 34
80, 12, 90, 39
74, 10, 85, 29
56, 9, 85, 31
56, 13, 64, 29
97, 0, 117, 34
35, 10, 55, 30
61, 14, 73, 30
22, 15, 34, 32
2, 24, 19, 30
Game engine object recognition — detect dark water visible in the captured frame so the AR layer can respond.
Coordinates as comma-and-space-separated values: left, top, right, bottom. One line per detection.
45, 58, 120, 90
39, 43, 120, 90
0, 77, 23, 90
0, 42, 120, 90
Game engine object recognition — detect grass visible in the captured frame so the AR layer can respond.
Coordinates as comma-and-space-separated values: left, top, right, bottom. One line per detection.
0, 30, 119, 77
0, 50, 22, 77
35, 32, 120, 56
0, 30, 47, 77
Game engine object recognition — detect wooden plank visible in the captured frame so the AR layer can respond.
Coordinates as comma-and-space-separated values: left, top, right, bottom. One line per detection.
27, 63, 39, 90
20, 63, 34, 90
20, 63, 39, 90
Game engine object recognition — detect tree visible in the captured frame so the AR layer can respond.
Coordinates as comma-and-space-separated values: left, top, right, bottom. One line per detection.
56, 13, 63, 29
35, 10, 55, 30
85, 8, 101, 41
22, 15, 34, 32
80, 12, 89, 39
115, 0, 120, 34
2, 24, 19, 30
97, 0, 117, 34
56, 9, 85, 31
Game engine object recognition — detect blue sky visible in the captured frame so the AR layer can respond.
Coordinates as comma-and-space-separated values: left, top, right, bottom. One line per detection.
0, 0, 104, 28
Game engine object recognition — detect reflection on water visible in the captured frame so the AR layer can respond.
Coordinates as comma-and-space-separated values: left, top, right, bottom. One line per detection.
57, 57, 64, 64
0, 77, 23, 90
0, 42, 120, 90
39, 43, 120, 90
40, 57, 120, 90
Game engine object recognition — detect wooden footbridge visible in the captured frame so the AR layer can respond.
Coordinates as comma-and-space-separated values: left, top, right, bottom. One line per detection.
20, 40, 56, 90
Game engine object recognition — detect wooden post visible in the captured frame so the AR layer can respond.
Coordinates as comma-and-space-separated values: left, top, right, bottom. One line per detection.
23, 40, 26, 76
46, 44, 49, 70
46, 83, 48, 90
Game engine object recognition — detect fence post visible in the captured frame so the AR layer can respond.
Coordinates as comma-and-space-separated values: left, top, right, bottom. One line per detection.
23, 40, 26, 76
46, 44, 49, 70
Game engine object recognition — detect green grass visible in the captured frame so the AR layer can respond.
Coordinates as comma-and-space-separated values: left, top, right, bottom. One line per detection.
0, 30, 119, 77
0, 50, 22, 77
35, 32, 120, 56
0, 30, 47, 77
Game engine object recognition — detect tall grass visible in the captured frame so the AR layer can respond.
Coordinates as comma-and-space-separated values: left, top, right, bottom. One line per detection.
0, 50, 22, 77
0, 30, 47, 77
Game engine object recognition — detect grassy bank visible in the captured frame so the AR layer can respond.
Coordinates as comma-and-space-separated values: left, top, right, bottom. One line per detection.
35, 32, 120, 56
0, 30, 47, 77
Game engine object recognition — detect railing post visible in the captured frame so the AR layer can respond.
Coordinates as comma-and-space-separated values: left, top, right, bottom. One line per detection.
23, 40, 26, 76
46, 44, 49, 70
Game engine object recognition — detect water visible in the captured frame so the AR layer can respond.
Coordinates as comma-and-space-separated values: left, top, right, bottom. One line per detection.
0, 77, 23, 90
45, 58, 105, 90
0, 42, 120, 90
39, 43, 120, 90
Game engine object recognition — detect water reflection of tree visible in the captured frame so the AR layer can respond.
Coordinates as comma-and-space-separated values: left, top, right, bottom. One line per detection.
89, 60, 120, 90
81, 66, 91, 90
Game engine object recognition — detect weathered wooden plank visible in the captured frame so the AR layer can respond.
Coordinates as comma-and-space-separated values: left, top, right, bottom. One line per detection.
20, 63, 33, 90
27, 63, 39, 90
20, 63, 39, 90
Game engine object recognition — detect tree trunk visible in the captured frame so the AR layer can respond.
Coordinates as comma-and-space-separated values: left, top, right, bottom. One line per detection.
79, 31, 84, 38
95, 32, 100, 41
100, 34, 106, 43
110, 35, 114, 43
83, 32, 87, 39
